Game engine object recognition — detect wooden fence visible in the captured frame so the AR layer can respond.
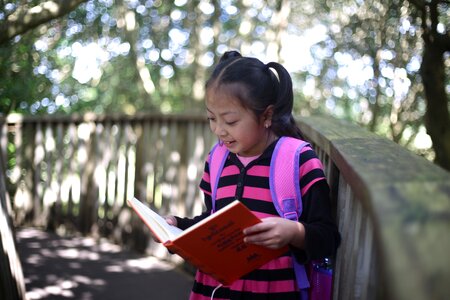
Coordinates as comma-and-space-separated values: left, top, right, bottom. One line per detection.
1, 113, 449, 300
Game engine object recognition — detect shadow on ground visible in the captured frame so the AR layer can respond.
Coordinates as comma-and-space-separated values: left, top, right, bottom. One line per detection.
16, 228, 194, 300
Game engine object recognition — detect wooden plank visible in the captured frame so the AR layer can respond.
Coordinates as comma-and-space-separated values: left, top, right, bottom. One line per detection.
133, 122, 146, 203
15, 123, 35, 224
33, 122, 44, 225
66, 123, 78, 220
78, 120, 98, 234
102, 122, 114, 221
53, 122, 64, 222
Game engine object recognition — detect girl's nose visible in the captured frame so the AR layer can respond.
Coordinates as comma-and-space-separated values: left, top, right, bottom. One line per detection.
213, 123, 226, 136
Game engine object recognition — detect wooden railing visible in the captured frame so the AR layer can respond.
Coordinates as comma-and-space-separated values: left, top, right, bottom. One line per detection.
1, 113, 449, 300
298, 117, 450, 300
0, 123, 26, 300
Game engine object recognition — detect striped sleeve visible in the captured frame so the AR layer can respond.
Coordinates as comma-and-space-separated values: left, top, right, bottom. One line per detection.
299, 145, 326, 196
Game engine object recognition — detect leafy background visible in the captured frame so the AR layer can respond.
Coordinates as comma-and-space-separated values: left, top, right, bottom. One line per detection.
1, 0, 449, 169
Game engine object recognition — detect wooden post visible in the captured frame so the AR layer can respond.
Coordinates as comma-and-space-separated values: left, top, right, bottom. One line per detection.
0, 118, 27, 300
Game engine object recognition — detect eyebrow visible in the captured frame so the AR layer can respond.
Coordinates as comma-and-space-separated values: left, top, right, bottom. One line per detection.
206, 107, 239, 117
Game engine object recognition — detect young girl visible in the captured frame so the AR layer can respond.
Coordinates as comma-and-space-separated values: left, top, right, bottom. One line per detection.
165, 51, 340, 299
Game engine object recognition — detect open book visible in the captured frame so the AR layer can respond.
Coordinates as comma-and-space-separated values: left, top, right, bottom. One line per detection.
127, 197, 288, 285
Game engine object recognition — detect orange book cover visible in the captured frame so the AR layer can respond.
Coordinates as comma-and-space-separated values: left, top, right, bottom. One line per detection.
128, 197, 288, 285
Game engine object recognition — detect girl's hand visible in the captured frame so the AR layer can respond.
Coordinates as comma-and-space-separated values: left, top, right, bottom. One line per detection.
150, 216, 178, 243
165, 215, 177, 226
243, 217, 305, 249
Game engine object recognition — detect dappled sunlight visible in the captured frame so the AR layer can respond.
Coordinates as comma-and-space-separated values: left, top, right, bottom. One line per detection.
25, 276, 102, 300
125, 256, 174, 272
16, 228, 193, 300
57, 248, 100, 261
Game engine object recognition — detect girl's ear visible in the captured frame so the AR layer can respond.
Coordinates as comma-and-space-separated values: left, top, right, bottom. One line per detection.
262, 105, 275, 127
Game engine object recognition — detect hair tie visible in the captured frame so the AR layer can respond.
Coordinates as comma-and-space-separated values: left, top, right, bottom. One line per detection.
220, 51, 242, 63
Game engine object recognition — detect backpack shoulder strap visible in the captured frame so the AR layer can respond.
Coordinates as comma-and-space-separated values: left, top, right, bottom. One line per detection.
208, 142, 229, 213
270, 136, 309, 221
270, 136, 311, 293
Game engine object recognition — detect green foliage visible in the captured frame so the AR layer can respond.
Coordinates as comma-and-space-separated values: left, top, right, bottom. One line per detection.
0, 35, 51, 114
0, 0, 448, 163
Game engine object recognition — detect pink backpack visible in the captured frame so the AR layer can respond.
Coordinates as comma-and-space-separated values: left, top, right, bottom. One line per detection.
209, 136, 332, 300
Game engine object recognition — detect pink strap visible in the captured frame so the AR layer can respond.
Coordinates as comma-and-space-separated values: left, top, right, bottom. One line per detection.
209, 143, 229, 213
270, 137, 308, 220
270, 137, 310, 292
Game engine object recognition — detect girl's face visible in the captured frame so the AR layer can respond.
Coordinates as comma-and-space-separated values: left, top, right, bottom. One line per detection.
206, 87, 271, 157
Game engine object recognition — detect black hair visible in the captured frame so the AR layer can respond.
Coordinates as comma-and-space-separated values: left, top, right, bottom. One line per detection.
205, 51, 303, 139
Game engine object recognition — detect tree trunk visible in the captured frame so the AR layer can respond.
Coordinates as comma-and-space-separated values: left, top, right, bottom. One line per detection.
418, 1, 450, 171
421, 43, 450, 171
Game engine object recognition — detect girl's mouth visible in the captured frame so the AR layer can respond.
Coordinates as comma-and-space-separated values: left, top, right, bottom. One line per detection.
222, 140, 235, 146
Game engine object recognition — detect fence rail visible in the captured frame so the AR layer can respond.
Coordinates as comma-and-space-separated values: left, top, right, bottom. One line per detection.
1, 113, 449, 300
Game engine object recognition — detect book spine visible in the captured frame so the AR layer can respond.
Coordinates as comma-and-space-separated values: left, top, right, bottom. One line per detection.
165, 242, 231, 285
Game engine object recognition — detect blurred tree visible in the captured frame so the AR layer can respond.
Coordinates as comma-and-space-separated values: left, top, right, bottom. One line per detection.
0, 0, 283, 115
301, 0, 425, 139
0, 0, 448, 170
290, 0, 449, 170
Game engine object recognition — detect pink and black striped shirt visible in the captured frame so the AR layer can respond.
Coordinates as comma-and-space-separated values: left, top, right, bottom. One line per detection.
175, 138, 340, 300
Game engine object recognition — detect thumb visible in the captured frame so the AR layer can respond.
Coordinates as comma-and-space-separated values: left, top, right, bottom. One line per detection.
165, 216, 177, 226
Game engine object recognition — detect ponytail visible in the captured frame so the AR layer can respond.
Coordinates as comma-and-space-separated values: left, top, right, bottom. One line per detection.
266, 62, 304, 139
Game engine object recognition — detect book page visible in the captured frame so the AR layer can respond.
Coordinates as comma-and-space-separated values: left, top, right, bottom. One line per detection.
128, 198, 183, 242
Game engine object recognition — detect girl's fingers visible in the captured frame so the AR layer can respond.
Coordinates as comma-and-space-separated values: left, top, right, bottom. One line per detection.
243, 218, 277, 235
165, 215, 177, 226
